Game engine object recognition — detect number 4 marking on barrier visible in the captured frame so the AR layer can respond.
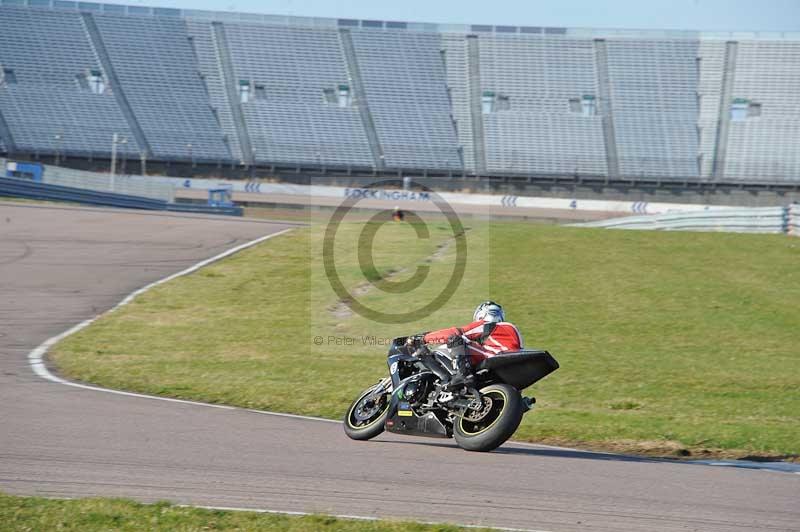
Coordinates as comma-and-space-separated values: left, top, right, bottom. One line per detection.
569, 200, 577, 209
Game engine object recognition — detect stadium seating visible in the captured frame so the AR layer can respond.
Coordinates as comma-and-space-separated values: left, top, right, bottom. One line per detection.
349, 30, 462, 170
475, 35, 607, 175
606, 39, 700, 179
92, 14, 230, 162
0, 1, 799, 184
220, 22, 374, 167
184, 20, 246, 163
0, 86, 140, 156
0, 6, 139, 156
724, 41, 800, 181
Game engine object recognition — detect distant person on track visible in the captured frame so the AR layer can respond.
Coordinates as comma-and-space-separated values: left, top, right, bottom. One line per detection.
392, 206, 405, 222
420, 301, 523, 390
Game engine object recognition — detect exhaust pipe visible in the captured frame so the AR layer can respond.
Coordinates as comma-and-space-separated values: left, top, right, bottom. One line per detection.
522, 396, 536, 412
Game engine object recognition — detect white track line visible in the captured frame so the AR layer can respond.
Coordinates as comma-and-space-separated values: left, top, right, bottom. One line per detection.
25, 222, 794, 483
25, 224, 339, 422
24, 225, 557, 530
28, 228, 292, 410
185, 504, 553, 532
245, 408, 340, 424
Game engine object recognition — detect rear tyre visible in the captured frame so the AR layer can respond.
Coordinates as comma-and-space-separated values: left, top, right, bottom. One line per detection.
453, 383, 523, 452
343, 384, 390, 441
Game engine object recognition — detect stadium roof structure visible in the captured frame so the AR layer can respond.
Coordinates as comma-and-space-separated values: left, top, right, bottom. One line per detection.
1, 0, 799, 41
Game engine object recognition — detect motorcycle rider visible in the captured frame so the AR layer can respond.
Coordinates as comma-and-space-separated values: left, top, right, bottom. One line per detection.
416, 301, 523, 390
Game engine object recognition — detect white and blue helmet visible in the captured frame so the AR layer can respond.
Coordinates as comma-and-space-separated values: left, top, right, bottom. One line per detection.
473, 301, 504, 323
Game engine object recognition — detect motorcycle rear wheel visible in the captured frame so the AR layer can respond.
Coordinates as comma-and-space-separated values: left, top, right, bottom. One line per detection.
343, 384, 390, 441
453, 383, 523, 452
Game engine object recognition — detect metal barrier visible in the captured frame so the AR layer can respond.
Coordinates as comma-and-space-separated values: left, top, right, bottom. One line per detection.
166, 202, 242, 216
789, 204, 800, 236
42, 164, 175, 202
574, 206, 793, 235
0, 176, 242, 216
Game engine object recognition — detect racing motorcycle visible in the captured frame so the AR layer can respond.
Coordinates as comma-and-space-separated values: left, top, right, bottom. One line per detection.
343, 335, 559, 452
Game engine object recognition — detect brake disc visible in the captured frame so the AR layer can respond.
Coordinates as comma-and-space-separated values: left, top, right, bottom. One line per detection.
354, 395, 381, 421
462, 396, 493, 422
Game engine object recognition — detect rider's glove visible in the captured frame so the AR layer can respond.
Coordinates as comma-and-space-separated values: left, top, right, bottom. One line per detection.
405, 334, 428, 356
446, 334, 465, 348
410, 333, 429, 346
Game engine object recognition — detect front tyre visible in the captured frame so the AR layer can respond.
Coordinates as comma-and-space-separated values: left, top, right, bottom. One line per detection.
343, 384, 390, 441
453, 383, 523, 452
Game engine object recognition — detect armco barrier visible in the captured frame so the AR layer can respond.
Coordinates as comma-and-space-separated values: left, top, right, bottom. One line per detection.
43, 164, 175, 202
166, 202, 242, 216
573, 206, 790, 235
0, 176, 241, 216
789, 204, 800, 236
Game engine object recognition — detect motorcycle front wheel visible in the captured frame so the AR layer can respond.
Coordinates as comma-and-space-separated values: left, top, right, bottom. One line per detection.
343, 383, 390, 441
453, 383, 523, 452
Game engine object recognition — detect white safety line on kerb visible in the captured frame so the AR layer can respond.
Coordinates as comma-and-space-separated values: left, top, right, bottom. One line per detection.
25, 224, 798, 478
23, 226, 555, 531
184, 505, 553, 532
27, 228, 293, 409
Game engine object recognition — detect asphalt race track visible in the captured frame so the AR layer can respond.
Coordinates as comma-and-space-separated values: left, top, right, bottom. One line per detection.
0, 202, 798, 532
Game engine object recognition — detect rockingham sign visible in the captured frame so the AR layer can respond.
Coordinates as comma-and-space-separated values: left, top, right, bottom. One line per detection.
343, 187, 431, 202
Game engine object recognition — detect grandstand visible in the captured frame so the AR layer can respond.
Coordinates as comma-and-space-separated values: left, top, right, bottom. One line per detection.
0, 0, 799, 187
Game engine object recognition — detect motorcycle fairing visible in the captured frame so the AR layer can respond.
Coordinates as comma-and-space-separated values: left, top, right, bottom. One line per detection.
474, 350, 559, 390
384, 351, 449, 438
385, 409, 449, 438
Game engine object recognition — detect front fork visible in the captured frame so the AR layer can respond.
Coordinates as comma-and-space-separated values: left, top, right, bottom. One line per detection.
373, 376, 393, 396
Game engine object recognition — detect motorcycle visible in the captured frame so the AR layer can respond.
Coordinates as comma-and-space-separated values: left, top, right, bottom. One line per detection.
343, 335, 559, 452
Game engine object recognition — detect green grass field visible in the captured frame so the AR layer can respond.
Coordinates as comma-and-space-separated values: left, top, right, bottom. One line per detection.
0, 493, 487, 531
51, 219, 800, 459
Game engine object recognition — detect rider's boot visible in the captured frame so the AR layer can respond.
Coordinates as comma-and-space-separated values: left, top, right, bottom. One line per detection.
445, 355, 475, 391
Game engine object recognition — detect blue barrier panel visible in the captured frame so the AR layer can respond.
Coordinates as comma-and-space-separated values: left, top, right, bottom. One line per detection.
5, 161, 44, 182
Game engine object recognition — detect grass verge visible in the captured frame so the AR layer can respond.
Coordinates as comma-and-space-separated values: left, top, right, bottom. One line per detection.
50, 220, 800, 459
0, 493, 489, 531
